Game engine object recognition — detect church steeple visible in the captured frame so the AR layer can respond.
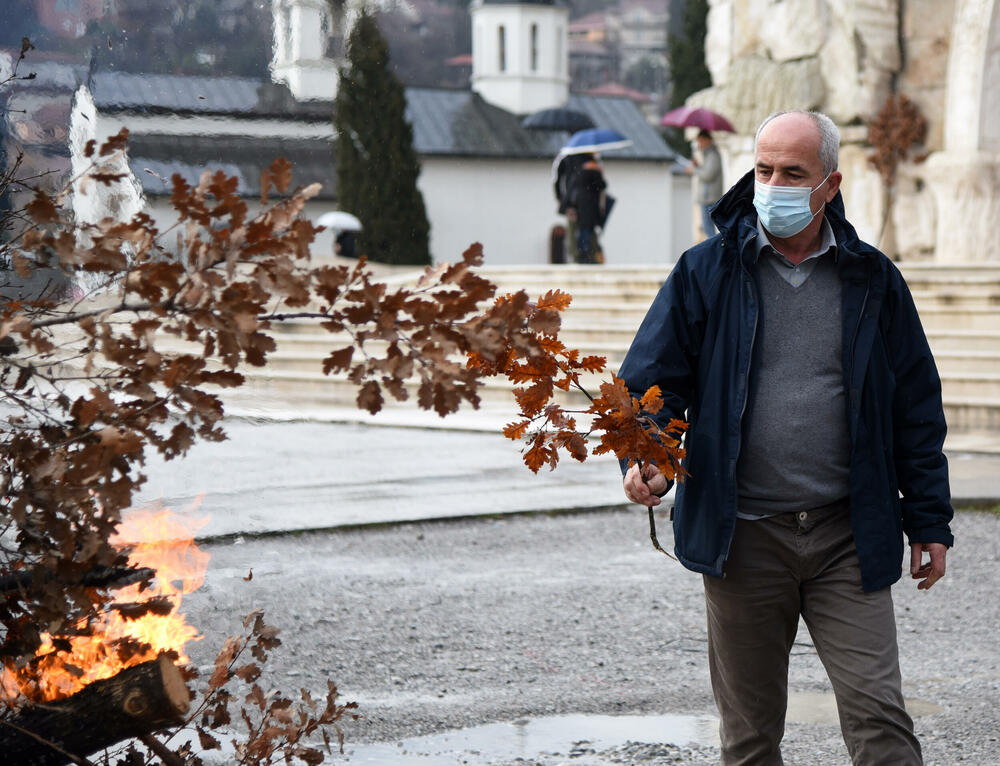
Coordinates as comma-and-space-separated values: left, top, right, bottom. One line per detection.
271, 0, 339, 101
470, 0, 570, 114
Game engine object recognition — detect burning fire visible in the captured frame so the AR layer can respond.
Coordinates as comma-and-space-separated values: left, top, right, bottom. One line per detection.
1, 507, 209, 703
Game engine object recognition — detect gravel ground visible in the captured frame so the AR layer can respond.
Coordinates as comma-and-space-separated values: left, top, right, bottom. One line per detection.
182, 508, 1000, 765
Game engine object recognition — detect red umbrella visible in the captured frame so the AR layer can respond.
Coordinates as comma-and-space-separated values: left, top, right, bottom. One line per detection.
660, 106, 736, 132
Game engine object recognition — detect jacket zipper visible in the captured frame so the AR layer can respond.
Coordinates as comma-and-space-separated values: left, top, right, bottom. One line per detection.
724, 241, 759, 574
849, 279, 870, 423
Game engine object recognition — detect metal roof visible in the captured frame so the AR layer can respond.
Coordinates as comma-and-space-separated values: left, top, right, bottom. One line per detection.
89, 72, 673, 198
126, 133, 336, 199
406, 88, 675, 161
90, 71, 331, 120
90, 72, 673, 162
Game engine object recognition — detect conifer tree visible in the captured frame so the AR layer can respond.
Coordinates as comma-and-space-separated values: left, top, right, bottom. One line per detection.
667, 0, 711, 110
664, 0, 711, 157
333, 7, 431, 265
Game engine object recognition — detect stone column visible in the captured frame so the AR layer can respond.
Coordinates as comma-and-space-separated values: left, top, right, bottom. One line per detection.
924, 151, 1000, 262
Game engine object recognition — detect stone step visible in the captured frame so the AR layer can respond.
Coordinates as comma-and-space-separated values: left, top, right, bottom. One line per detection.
228, 359, 1000, 414
933, 351, 1000, 375
926, 331, 1000, 353
915, 306, 1000, 332
939, 373, 1000, 399
911, 288, 1000, 309
211, 263, 1000, 432
942, 397, 1000, 431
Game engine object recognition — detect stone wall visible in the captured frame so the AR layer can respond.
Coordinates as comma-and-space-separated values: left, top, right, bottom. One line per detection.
686, 0, 1000, 261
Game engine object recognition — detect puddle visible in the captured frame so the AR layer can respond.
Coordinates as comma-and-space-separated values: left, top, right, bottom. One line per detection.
787, 692, 942, 725
340, 713, 719, 765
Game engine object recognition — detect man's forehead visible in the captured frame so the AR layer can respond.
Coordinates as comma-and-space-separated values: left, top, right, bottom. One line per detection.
755, 114, 822, 164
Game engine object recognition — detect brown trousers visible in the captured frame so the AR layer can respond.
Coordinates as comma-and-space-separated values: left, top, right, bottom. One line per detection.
702, 501, 923, 766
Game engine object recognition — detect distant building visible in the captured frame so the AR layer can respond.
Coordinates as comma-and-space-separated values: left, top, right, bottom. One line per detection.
568, 0, 668, 103
34, 0, 105, 39
10, 0, 691, 266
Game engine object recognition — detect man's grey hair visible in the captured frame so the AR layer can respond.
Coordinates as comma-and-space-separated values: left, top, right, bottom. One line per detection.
754, 110, 840, 176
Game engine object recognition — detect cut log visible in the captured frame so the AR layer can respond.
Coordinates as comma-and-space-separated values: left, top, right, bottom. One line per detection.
0, 566, 155, 595
0, 653, 190, 765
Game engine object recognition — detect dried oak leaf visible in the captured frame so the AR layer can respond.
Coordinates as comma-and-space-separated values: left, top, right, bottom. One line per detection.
210, 636, 241, 689
269, 157, 294, 195
357, 380, 383, 415
197, 727, 222, 751
25, 191, 58, 223
98, 127, 130, 157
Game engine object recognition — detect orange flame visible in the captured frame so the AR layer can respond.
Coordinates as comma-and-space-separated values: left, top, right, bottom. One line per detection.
0, 506, 210, 703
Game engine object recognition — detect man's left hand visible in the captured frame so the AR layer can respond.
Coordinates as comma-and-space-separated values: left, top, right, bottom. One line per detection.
910, 542, 947, 590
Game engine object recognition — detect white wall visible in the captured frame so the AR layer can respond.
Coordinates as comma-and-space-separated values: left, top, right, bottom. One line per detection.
418, 156, 690, 266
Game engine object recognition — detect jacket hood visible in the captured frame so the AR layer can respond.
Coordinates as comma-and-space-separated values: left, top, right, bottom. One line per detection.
711, 169, 863, 257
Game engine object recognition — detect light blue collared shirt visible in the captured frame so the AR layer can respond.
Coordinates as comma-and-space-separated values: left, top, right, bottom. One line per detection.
755, 216, 838, 288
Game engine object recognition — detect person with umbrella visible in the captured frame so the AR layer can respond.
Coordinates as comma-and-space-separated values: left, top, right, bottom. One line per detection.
318, 211, 363, 260
554, 153, 587, 262
685, 129, 724, 238
661, 107, 735, 241
554, 129, 630, 263
567, 153, 607, 264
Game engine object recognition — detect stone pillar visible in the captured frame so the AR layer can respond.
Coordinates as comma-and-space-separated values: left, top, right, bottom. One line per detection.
924, 151, 1000, 262
923, 0, 1000, 261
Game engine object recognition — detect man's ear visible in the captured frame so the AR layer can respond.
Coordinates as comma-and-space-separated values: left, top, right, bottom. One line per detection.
824, 171, 843, 203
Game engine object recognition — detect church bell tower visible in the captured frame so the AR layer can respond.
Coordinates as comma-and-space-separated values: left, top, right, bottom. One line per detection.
470, 0, 570, 114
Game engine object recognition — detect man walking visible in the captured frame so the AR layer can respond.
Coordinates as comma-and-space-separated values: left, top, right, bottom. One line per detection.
685, 129, 724, 238
619, 110, 953, 765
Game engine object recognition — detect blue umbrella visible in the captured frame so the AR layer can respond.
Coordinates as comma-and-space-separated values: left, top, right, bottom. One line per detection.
552, 128, 632, 180
561, 128, 632, 155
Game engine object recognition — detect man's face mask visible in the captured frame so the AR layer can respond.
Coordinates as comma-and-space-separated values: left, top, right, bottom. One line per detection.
753, 171, 832, 238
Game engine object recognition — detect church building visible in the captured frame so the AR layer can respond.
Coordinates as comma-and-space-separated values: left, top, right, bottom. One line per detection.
65, 0, 689, 266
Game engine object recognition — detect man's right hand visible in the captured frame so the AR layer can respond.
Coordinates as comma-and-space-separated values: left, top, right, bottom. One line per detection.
624, 463, 668, 507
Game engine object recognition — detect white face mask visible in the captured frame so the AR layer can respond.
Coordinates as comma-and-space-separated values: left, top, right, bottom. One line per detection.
753, 171, 832, 238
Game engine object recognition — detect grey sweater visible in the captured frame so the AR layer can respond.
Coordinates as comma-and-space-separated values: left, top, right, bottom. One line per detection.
736, 250, 851, 516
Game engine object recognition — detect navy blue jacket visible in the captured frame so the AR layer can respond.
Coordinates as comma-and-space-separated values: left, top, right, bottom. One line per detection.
618, 170, 954, 592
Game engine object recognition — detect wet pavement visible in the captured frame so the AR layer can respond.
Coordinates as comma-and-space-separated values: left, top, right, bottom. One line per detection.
179, 506, 1000, 766
135, 419, 1000, 540
135, 417, 1000, 765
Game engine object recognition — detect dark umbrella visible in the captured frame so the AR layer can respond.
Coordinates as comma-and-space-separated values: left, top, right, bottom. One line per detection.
521, 108, 596, 132
660, 106, 736, 132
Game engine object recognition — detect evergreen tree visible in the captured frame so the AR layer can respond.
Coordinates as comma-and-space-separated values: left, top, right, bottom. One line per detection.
664, 0, 711, 156
667, 0, 711, 109
333, 8, 431, 265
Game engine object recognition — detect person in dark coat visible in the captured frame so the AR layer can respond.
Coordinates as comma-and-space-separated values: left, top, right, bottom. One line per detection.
554, 152, 587, 262
334, 230, 356, 259
567, 153, 606, 264
619, 110, 951, 765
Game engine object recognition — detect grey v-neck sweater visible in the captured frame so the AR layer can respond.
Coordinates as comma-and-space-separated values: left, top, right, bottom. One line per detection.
736, 252, 851, 516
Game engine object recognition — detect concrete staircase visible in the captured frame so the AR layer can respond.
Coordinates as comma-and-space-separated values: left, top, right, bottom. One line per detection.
218, 262, 1000, 437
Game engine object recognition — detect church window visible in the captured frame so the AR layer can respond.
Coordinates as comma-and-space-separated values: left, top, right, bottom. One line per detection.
531, 24, 539, 71
498, 25, 507, 71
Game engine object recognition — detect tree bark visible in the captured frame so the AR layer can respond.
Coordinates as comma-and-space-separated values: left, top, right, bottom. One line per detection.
0, 653, 190, 765
0, 566, 155, 595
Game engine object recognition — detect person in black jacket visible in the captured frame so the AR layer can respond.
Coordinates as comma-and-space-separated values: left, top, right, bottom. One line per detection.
566, 153, 606, 264
554, 152, 587, 262
620, 110, 951, 766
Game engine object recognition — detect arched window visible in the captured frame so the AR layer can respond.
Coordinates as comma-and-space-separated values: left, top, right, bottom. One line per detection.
530, 23, 539, 71
498, 25, 506, 71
